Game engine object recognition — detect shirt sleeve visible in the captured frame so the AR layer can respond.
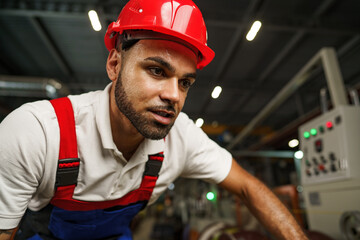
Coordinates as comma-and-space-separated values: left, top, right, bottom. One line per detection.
177, 113, 233, 184
0, 104, 47, 229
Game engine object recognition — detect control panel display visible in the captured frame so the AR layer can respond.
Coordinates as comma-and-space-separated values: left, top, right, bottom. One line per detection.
299, 106, 360, 185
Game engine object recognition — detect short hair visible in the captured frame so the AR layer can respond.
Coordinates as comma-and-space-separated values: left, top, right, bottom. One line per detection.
115, 33, 140, 52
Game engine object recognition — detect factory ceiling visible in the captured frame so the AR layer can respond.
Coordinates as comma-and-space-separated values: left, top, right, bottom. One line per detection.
1, 0, 360, 152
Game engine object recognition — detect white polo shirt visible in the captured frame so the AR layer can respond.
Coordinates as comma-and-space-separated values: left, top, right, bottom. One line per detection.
0, 83, 232, 229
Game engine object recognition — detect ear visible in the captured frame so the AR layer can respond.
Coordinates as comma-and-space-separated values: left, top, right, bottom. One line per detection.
106, 49, 121, 82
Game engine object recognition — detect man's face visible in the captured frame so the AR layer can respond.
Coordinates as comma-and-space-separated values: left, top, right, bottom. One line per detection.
114, 40, 197, 140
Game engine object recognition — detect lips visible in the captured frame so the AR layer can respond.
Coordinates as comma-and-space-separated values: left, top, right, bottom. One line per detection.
149, 108, 175, 125
152, 110, 174, 118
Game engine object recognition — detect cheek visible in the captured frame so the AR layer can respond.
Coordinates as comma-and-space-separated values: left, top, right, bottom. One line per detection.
178, 93, 187, 109
125, 72, 158, 101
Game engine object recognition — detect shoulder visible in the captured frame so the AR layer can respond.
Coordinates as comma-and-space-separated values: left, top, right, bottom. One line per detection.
0, 99, 58, 155
170, 112, 197, 135
165, 112, 212, 157
169, 112, 210, 144
68, 89, 103, 113
1, 100, 55, 131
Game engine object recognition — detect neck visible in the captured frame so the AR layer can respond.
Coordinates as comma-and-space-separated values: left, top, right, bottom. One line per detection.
109, 89, 144, 160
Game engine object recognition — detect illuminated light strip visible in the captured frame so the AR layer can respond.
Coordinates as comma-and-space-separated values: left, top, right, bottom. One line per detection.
88, 10, 102, 31
211, 86, 222, 99
246, 21, 262, 41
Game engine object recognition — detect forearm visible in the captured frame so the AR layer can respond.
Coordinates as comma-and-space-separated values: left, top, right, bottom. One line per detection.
219, 159, 308, 239
240, 177, 308, 239
0, 228, 17, 240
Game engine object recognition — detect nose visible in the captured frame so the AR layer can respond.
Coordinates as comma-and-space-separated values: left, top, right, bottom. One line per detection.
160, 77, 180, 104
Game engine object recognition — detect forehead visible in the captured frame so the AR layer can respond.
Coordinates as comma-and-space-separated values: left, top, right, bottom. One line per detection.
126, 39, 198, 71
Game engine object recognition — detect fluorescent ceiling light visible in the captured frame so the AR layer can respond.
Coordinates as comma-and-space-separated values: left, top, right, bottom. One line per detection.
195, 118, 204, 128
246, 20, 262, 41
88, 10, 102, 31
288, 139, 299, 148
211, 86, 222, 99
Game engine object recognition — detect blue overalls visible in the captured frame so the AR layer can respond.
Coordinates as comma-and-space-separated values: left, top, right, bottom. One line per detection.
19, 97, 164, 240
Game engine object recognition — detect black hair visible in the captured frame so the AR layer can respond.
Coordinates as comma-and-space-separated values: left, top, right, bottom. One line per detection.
121, 39, 140, 51
115, 32, 140, 52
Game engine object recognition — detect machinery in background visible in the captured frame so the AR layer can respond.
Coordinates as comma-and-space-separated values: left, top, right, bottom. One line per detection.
299, 48, 360, 240
300, 106, 360, 239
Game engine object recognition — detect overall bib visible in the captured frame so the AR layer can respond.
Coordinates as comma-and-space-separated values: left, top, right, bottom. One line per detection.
17, 97, 164, 240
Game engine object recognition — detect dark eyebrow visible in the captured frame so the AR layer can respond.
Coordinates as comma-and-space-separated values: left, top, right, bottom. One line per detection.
144, 57, 196, 79
144, 57, 175, 73
183, 72, 197, 79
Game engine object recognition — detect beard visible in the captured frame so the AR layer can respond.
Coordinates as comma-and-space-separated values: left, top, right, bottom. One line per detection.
114, 73, 175, 140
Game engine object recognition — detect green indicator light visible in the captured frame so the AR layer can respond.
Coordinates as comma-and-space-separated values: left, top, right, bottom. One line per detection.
303, 131, 310, 139
206, 192, 215, 201
319, 126, 324, 133
310, 128, 317, 136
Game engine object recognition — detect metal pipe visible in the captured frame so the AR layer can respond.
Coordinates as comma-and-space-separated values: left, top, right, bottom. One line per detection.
0, 75, 70, 99
226, 47, 349, 150
231, 150, 295, 159
321, 48, 349, 107
226, 49, 323, 150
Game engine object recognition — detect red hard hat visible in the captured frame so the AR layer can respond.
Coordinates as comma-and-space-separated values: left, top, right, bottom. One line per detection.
104, 0, 215, 69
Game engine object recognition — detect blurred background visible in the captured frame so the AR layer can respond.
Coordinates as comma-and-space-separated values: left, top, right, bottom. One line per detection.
1, 0, 360, 239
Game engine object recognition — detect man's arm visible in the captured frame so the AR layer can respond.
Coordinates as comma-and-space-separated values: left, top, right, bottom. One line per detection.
0, 228, 17, 240
218, 159, 308, 239
0, 103, 49, 230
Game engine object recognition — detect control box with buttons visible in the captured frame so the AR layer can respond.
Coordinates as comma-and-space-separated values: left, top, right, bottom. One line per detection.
299, 106, 360, 185
299, 105, 360, 238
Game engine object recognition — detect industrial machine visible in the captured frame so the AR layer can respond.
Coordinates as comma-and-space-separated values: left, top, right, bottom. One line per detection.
299, 48, 360, 239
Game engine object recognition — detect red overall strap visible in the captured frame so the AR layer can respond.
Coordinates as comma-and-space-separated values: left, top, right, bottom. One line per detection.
50, 97, 78, 159
51, 153, 164, 211
50, 97, 80, 206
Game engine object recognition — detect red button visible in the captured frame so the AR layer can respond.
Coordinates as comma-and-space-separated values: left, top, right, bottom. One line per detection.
319, 164, 325, 171
326, 121, 333, 129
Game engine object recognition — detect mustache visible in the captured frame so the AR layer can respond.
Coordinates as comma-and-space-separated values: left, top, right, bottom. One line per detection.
148, 105, 176, 114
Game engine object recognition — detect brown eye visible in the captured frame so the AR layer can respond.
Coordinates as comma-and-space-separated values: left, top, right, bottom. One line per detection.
180, 79, 193, 90
149, 67, 165, 77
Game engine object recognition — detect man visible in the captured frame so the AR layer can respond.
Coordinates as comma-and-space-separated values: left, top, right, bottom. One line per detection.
0, 0, 308, 239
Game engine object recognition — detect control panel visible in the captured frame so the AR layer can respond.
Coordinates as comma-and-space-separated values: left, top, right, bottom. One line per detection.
299, 106, 360, 185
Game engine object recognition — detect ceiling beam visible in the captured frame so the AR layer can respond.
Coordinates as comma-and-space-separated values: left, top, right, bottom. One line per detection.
28, 16, 72, 77
224, 30, 307, 121
1, 8, 358, 36
199, 0, 265, 114
225, 0, 340, 122
223, 0, 343, 144
0, 18, 43, 75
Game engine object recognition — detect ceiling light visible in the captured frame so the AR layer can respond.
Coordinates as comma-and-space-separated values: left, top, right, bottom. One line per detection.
246, 20, 262, 41
88, 10, 102, 31
294, 150, 303, 159
195, 118, 204, 128
211, 86, 222, 99
288, 139, 299, 148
